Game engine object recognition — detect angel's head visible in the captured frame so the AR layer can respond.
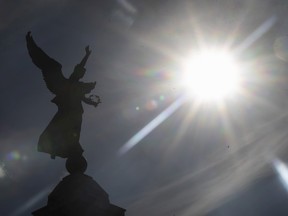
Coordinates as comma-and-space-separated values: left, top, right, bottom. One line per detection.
70, 64, 86, 81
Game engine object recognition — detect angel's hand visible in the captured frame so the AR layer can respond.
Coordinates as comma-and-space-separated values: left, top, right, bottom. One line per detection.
82, 94, 101, 107
85, 46, 91, 55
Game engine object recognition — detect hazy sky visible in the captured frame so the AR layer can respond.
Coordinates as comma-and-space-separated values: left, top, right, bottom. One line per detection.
1, 0, 288, 215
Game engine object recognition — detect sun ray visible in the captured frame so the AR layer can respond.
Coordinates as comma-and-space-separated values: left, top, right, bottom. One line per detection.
118, 95, 187, 155
162, 100, 202, 160
217, 103, 240, 149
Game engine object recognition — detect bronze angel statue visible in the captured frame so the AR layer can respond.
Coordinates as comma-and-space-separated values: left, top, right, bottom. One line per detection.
26, 32, 101, 159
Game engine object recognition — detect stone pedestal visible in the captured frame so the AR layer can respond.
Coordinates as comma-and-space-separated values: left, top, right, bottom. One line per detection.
32, 173, 125, 216
32, 157, 125, 216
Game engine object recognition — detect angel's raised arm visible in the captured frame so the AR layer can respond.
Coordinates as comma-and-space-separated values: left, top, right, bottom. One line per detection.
79, 46, 91, 68
69, 46, 92, 81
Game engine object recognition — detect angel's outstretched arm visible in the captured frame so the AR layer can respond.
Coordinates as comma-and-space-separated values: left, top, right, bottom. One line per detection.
79, 46, 91, 68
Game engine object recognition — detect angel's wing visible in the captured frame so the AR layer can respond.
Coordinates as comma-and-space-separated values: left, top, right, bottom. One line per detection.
26, 32, 67, 95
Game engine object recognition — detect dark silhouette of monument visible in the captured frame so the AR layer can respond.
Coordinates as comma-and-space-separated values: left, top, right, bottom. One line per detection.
26, 32, 101, 159
26, 32, 125, 216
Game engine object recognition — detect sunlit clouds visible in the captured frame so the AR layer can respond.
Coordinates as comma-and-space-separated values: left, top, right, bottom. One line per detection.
274, 36, 288, 62
111, 7, 288, 214
118, 11, 279, 158
111, 0, 138, 27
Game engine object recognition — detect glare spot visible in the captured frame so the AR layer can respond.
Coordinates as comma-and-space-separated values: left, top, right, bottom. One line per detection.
159, 95, 165, 101
5, 150, 28, 162
136, 106, 140, 111
6, 151, 21, 161
145, 100, 158, 110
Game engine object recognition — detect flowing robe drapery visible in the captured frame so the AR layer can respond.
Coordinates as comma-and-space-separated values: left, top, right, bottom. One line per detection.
38, 87, 84, 158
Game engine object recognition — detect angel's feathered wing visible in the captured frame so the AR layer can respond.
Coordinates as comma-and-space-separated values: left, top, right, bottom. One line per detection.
26, 32, 67, 95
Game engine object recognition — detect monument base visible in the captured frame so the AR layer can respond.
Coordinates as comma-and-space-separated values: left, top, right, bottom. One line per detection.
32, 173, 125, 216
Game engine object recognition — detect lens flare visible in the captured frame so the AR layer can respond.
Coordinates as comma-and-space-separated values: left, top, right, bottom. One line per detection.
6, 151, 21, 161
273, 158, 288, 192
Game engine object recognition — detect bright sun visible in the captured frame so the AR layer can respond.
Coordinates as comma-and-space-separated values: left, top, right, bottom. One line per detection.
180, 49, 242, 102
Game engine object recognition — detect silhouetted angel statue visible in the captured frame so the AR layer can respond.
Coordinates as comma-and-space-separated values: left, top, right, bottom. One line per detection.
26, 32, 101, 159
